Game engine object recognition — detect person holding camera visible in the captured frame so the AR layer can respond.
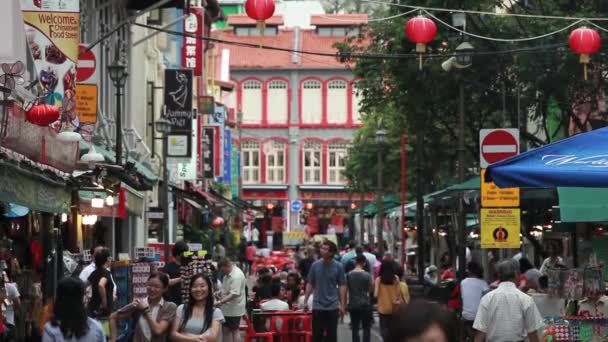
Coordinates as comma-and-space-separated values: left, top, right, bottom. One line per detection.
164, 241, 189, 306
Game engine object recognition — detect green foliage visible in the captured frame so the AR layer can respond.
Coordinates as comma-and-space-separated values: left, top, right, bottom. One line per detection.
340, 0, 608, 195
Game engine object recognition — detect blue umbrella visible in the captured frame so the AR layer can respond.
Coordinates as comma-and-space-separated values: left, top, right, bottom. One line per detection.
486, 127, 608, 188
3, 203, 29, 218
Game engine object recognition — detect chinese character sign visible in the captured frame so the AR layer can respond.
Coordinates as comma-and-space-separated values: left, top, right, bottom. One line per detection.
181, 8, 203, 76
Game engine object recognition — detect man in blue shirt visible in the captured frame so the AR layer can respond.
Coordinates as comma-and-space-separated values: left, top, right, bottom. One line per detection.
305, 239, 346, 342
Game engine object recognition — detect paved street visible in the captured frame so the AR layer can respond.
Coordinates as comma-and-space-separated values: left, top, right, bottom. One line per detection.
338, 314, 384, 342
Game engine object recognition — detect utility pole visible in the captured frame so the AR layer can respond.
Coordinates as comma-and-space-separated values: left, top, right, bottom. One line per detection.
416, 129, 425, 283
457, 82, 467, 279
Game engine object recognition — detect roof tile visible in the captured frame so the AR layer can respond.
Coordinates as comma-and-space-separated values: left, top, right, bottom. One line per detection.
227, 14, 284, 26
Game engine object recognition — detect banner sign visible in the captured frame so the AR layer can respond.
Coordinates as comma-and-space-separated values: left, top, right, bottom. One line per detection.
181, 7, 203, 76
202, 126, 216, 179
177, 118, 198, 180
223, 128, 231, 184
231, 140, 239, 197
21, 0, 83, 137
481, 208, 521, 249
164, 69, 193, 132
480, 169, 520, 207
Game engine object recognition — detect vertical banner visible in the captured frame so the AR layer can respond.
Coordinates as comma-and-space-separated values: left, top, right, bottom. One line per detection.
177, 118, 198, 180
164, 69, 193, 132
223, 128, 231, 185
202, 126, 216, 179
181, 7, 203, 76
231, 139, 239, 197
21, 0, 81, 134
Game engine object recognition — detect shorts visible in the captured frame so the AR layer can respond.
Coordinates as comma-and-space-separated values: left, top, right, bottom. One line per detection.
224, 316, 242, 330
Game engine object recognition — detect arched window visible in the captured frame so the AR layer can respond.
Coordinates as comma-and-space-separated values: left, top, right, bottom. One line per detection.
264, 140, 286, 184
327, 80, 347, 124
267, 80, 288, 124
242, 80, 262, 124
302, 141, 322, 184
327, 142, 349, 184
301, 80, 322, 124
242, 140, 260, 184
352, 82, 364, 124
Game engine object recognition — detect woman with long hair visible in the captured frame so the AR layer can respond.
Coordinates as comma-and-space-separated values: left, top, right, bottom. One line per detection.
171, 273, 224, 342
42, 277, 105, 341
109, 272, 177, 342
374, 260, 404, 341
87, 248, 114, 318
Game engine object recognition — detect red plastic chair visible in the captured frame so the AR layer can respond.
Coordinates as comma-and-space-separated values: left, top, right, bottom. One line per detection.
268, 312, 295, 342
292, 314, 312, 342
242, 314, 274, 342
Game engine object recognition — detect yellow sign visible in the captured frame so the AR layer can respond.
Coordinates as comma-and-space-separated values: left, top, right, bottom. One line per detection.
75, 84, 98, 123
313, 234, 338, 245
480, 169, 520, 207
481, 208, 521, 248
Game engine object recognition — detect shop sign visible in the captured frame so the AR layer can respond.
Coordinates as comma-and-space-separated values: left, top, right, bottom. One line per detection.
164, 69, 193, 132
223, 128, 231, 183
300, 191, 375, 201
199, 95, 215, 115
181, 7, 203, 76
480, 169, 520, 207
75, 84, 97, 123
230, 141, 239, 197
480, 208, 521, 249
202, 126, 218, 179
242, 190, 288, 200
177, 118, 198, 180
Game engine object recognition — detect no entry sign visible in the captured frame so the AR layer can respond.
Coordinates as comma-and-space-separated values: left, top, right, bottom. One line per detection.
479, 129, 519, 168
77, 44, 98, 84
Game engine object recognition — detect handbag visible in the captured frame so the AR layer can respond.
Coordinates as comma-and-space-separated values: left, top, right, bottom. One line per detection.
391, 280, 403, 313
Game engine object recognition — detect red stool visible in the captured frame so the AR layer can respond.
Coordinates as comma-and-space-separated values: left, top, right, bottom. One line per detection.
242, 314, 274, 342
292, 314, 312, 342
268, 313, 294, 342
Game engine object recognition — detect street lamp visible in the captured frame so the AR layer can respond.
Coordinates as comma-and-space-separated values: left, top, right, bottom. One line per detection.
442, 39, 474, 279
108, 57, 129, 166
155, 116, 172, 262
375, 128, 387, 257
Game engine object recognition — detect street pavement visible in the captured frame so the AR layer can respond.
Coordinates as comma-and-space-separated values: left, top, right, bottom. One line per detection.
338, 313, 384, 342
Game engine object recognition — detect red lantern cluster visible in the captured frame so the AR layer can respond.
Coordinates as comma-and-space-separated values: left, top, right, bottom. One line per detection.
405, 16, 438, 70
25, 104, 59, 127
211, 216, 225, 228
569, 27, 602, 80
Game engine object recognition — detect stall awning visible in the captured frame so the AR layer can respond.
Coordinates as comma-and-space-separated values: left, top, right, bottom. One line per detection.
557, 187, 608, 222
79, 141, 158, 182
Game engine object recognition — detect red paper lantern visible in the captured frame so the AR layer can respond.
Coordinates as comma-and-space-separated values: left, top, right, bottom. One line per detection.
569, 27, 601, 80
405, 16, 438, 70
211, 216, 225, 228
25, 104, 60, 126
245, 0, 275, 46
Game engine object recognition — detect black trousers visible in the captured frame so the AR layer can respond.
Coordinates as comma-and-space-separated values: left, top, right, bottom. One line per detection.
378, 313, 393, 341
312, 309, 339, 342
349, 308, 372, 342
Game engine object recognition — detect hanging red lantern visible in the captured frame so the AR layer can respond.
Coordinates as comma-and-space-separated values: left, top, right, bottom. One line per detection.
212, 216, 225, 228
569, 27, 601, 80
25, 104, 60, 126
405, 16, 438, 70
245, 0, 275, 46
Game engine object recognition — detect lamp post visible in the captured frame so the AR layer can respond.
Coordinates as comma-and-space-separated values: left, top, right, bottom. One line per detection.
107, 57, 129, 166
237, 111, 243, 235
155, 116, 172, 262
442, 40, 474, 278
375, 128, 387, 257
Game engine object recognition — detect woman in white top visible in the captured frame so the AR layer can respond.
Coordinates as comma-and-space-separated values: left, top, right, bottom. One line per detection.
171, 274, 225, 342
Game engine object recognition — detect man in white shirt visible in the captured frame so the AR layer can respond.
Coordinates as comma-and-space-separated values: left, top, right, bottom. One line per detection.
461, 261, 489, 340
474, 259, 543, 342
260, 282, 290, 311
79, 245, 118, 299
217, 258, 247, 342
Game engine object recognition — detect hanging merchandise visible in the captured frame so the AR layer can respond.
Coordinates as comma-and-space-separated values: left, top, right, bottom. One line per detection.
568, 27, 601, 81
547, 266, 566, 298
404, 15, 437, 70
583, 264, 605, 299
563, 268, 584, 300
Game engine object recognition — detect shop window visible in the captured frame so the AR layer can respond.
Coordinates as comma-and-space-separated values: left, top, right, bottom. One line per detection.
303, 141, 322, 184
301, 80, 322, 124
242, 80, 262, 124
327, 80, 347, 124
327, 142, 349, 184
265, 140, 286, 184
352, 82, 364, 124
267, 80, 288, 124
242, 140, 260, 184
235, 26, 277, 36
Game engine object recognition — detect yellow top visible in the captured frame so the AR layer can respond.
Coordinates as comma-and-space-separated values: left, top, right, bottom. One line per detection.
376, 277, 401, 315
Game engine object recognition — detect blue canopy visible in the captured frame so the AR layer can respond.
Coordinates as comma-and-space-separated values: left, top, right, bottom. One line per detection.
486, 127, 608, 188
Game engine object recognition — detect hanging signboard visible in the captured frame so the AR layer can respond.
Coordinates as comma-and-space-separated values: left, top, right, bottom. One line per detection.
164, 69, 193, 132
480, 169, 520, 207
202, 126, 216, 179
480, 208, 521, 249
181, 7, 203, 76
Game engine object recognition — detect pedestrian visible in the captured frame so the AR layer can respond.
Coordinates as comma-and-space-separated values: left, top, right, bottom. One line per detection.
212, 242, 226, 262
390, 299, 461, 342
42, 277, 105, 342
0, 271, 20, 340
252, 226, 260, 247
163, 241, 189, 306
217, 258, 246, 342
343, 246, 375, 274
87, 248, 114, 319
285, 273, 301, 307
374, 259, 405, 341
539, 241, 564, 275
109, 272, 177, 342
79, 245, 117, 302
347, 254, 373, 342
304, 239, 346, 342
473, 259, 544, 342
171, 274, 224, 341
245, 242, 257, 276
298, 246, 316, 279
460, 261, 488, 340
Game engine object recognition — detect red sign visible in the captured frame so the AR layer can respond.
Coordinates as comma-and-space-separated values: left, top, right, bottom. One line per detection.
480, 129, 519, 167
242, 190, 288, 200
181, 8, 203, 76
76, 44, 96, 83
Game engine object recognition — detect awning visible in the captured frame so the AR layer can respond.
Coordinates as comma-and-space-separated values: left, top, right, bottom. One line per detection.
79, 141, 158, 183
183, 198, 205, 212
193, 186, 218, 203
557, 187, 608, 222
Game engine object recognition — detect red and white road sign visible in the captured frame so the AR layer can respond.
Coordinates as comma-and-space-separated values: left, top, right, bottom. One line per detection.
479, 128, 519, 168
76, 44, 98, 84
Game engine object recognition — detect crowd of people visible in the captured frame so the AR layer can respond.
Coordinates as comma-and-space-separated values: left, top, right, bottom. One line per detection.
25, 237, 608, 342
